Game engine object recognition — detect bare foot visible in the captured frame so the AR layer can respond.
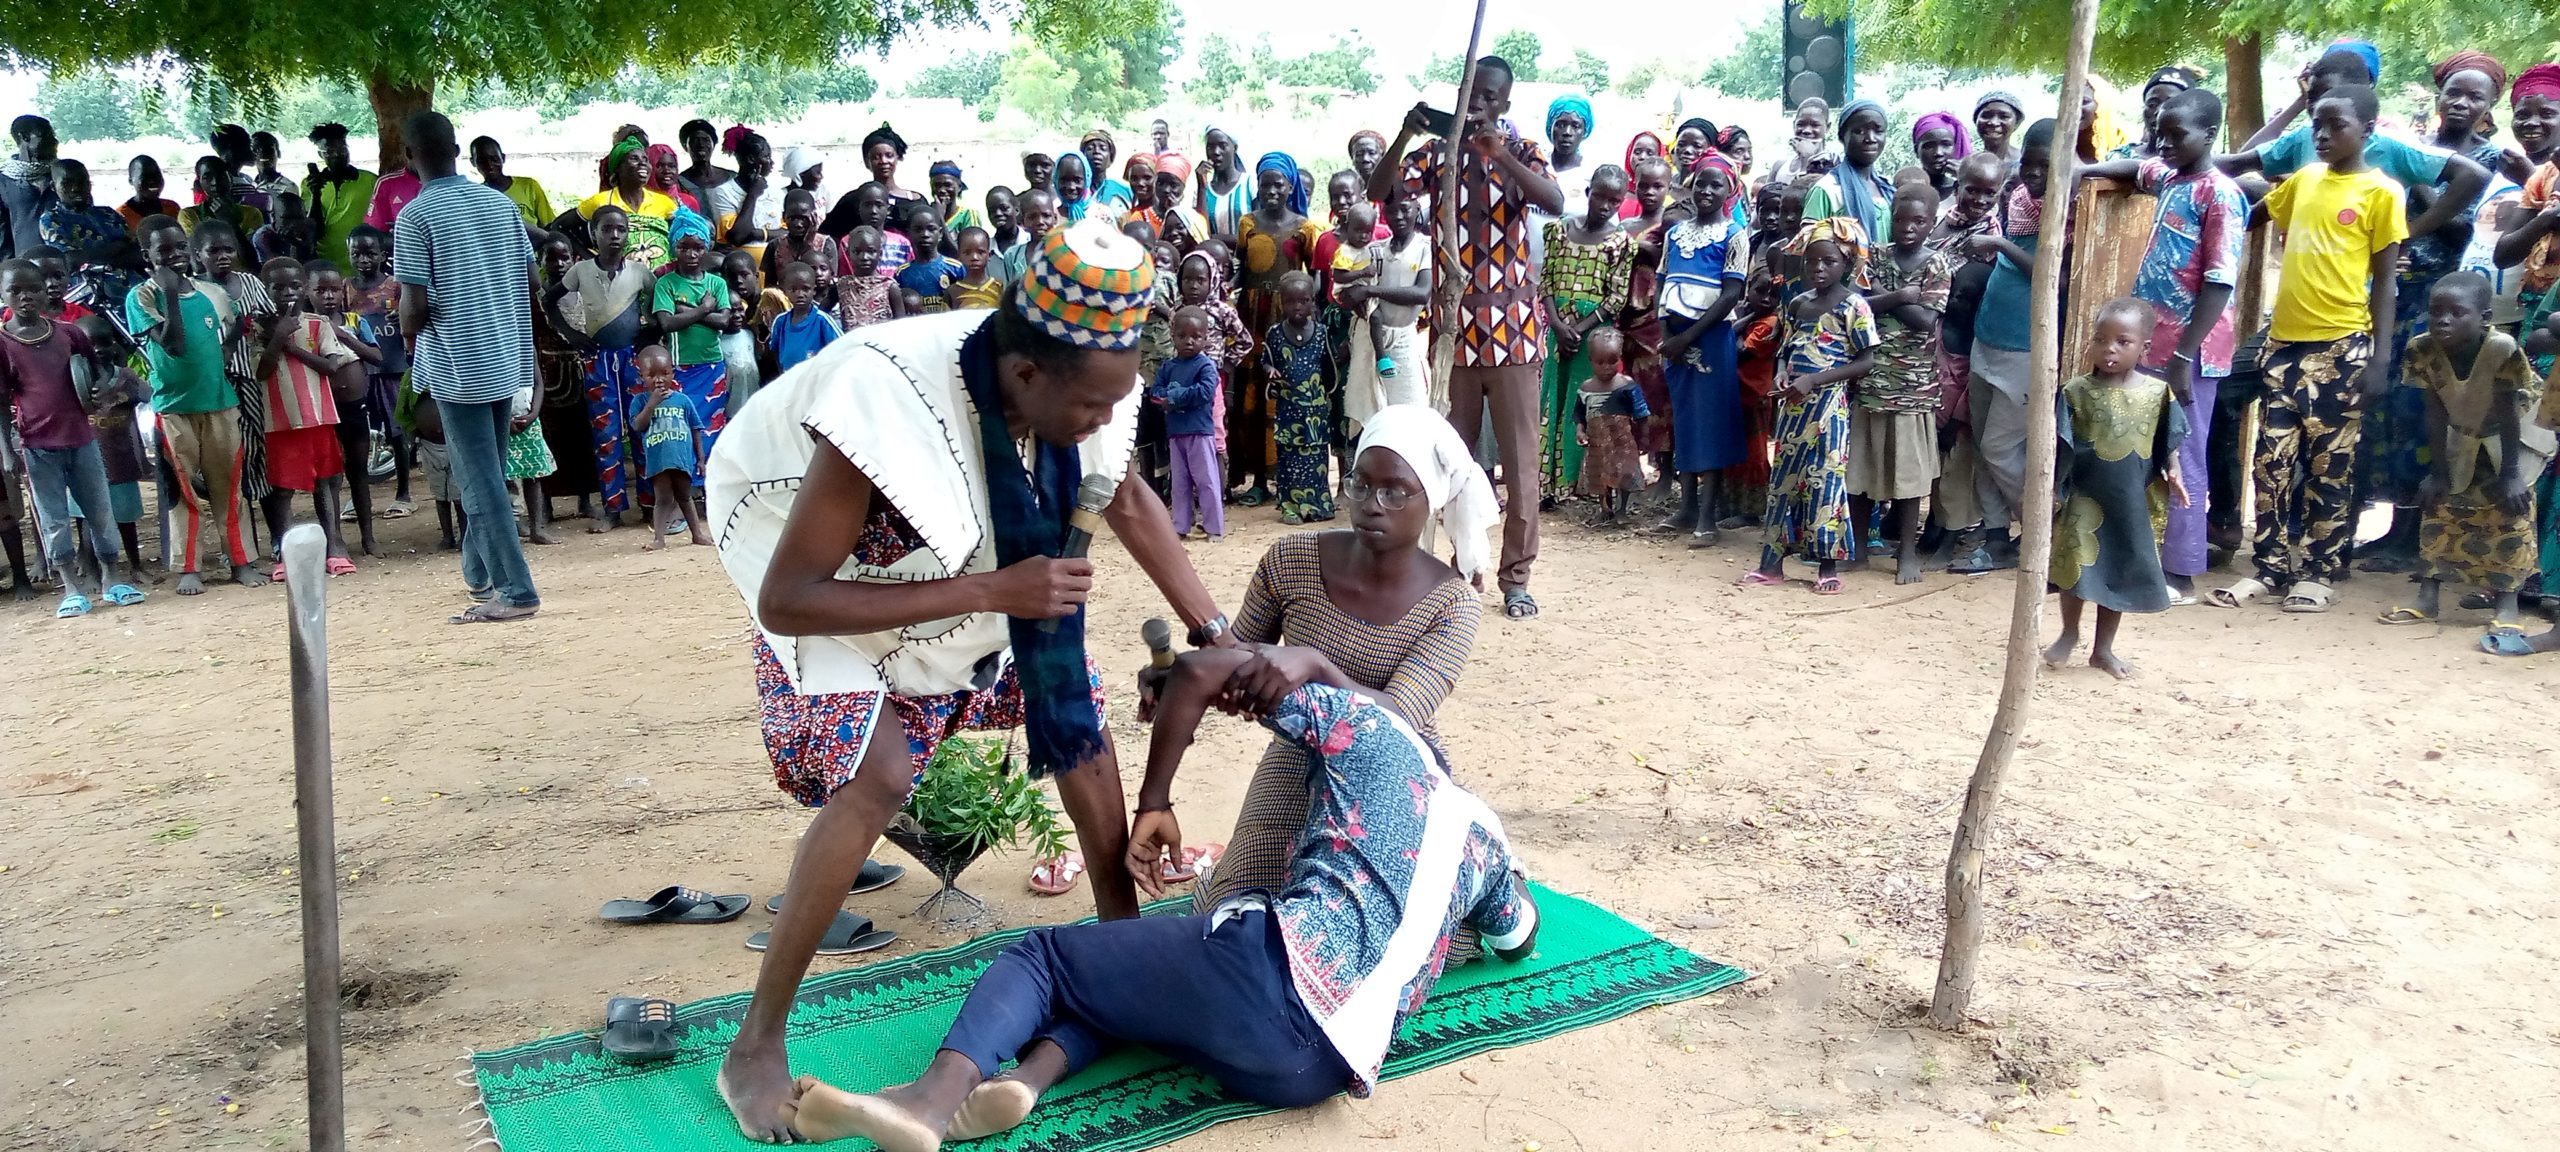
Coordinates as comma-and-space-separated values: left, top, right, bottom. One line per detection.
690, 526, 713, 547
790, 1077, 944, 1152
642, 535, 666, 552
717, 1044, 802, 1144
232, 563, 271, 589
1895, 554, 1923, 585
530, 528, 563, 545
586, 518, 613, 534
437, 536, 461, 552
2090, 648, 2134, 680
176, 572, 206, 596
2041, 631, 2077, 669
360, 533, 382, 558
9, 579, 36, 601
946, 1077, 1040, 1141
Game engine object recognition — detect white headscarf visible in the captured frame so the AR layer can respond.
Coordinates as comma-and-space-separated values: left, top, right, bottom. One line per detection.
1354, 405, 1499, 585
780, 146, 823, 184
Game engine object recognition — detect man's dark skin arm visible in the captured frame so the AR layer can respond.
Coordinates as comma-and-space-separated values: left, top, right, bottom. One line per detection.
396, 281, 428, 346
2410, 153, 2488, 239
1127, 646, 1261, 897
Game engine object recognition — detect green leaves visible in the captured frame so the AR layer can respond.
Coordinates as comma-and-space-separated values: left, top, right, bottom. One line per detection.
903, 736, 1069, 864
1811, 0, 2560, 79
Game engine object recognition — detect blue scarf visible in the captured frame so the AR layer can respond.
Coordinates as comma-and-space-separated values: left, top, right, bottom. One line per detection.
1255, 152, 1309, 216
957, 322, 1104, 778
1833, 100, 1894, 242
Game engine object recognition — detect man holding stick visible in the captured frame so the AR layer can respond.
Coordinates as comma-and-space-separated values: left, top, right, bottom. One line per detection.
1368, 56, 1564, 620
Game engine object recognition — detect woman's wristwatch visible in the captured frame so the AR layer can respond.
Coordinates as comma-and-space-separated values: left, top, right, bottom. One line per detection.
1187, 613, 1230, 647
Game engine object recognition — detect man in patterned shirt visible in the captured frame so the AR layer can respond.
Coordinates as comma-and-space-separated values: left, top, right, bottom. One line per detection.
1367, 56, 1564, 620
783, 645, 1537, 1150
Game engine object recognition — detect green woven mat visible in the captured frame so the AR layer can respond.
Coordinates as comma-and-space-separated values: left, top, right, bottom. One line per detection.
472, 884, 1743, 1152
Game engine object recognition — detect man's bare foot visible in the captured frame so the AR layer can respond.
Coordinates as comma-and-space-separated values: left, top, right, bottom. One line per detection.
360, 533, 382, 558
2041, 631, 2077, 669
690, 526, 713, 546
790, 1077, 944, 1152
718, 1045, 803, 1144
1895, 553, 1923, 585
945, 1077, 1040, 1141
586, 517, 613, 534
530, 528, 563, 545
2090, 648, 2134, 680
9, 579, 36, 601
232, 563, 270, 589
176, 572, 206, 596
642, 535, 666, 552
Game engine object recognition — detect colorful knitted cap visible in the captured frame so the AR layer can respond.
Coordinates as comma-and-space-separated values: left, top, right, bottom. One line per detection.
1016, 218, 1155, 351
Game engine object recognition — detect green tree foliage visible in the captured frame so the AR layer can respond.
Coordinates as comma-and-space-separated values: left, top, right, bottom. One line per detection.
1187, 34, 1250, 104
1569, 48, 1612, 95
36, 71, 138, 142
1699, 7, 1783, 101
1265, 35, 1382, 97
1490, 30, 1545, 82
905, 51, 1006, 105
0, 0, 1167, 169
998, 12, 1176, 132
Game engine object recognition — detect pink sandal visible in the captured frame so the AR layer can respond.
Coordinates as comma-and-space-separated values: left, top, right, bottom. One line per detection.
325, 557, 357, 576
1734, 571, 1786, 588
1813, 576, 1844, 596
1027, 851, 1085, 896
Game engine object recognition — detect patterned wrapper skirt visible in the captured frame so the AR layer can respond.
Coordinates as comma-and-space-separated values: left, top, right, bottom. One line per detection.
753, 640, 1106, 808
1580, 412, 1644, 494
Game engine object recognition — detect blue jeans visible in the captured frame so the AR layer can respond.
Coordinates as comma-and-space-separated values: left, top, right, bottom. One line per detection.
23, 441, 122, 574
939, 908, 1349, 1108
434, 396, 539, 608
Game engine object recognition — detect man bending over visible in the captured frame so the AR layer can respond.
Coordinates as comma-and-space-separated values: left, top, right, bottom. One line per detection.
785, 645, 1538, 1149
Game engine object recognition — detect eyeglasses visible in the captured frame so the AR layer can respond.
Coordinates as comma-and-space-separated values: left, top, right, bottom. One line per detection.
1345, 480, 1420, 511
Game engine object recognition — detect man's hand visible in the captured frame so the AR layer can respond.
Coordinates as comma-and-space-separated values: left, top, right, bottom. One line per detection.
1339, 284, 1371, 309
982, 555, 1094, 619
1469, 125, 1506, 160
2418, 472, 2450, 509
1222, 644, 1329, 717
2498, 476, 2533, 516
2357, 356, 2390, 403
1127, 808, 1183, 900
2165, 354, 2197, 406
509, 413, 533, 434
1962, 233, 2004, 260
1402, 103, 1435, 138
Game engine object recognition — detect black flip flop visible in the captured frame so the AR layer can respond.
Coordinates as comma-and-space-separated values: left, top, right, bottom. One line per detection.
763, 859, 906, 914
747, 910, 898, 956
599, 886, 753, 925
601, 996, 678, 1063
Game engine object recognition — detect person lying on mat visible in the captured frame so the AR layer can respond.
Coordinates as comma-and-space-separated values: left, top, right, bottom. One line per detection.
783, 645, 1539, 1150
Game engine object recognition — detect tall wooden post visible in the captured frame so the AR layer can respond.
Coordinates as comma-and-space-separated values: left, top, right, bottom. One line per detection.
1928, 0, 2101, 1031
1427, 0, 1490, 389
283, 524, 347, 1152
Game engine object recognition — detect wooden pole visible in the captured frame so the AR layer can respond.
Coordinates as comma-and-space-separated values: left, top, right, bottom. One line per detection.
1427, 0, 1490, 392
282, 523, 347, 1152
1927, 0, 2100, 1031
2222, 34, 2267, 149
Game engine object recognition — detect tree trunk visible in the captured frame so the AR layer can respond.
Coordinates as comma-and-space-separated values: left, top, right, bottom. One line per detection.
1927, 0, 2099, 1033
1428, 1, 1489, 390
2223, 34, 2266, 149
366, 72, 435, 178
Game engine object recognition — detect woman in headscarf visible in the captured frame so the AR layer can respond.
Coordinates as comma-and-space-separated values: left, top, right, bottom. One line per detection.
1054, 152, 1111, 225
1530, 92, 1597, 270
1910, 112, 1972, 200
1138, 153, 1190, 235
676, 119, 739, 218
1673, 117, 1717, 174
862, 123, 921, 203
1082, 130, 1133, 207
1234, 152, 1322, 507
1617, 132, 1667, 220
646, 143, 700, 213
1801, 100, 1895, 249
1973, 91, 2027, 172
930, 159, 979, 240
706, 218, 1235, 1142
561, 132, 679, 267
1187, 402, 1493, 952
1717, 125, 1756, 186
1347, 129, 1389, 187
1121, 154, 1157, 216
1197, 127, 1249, 241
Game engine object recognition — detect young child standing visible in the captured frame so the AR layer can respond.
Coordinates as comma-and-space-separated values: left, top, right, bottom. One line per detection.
196, 221, 278, 554
719, 248, 766, 412
2078, 87, 2246, 601
253, 256, 359, 575
346, 224, 413, 515
1155, 307, 1225, 539
1539, 165, 1636, 498
1573, 327, 1652, 525
1739, 218, 1877, 596
0, 259, 142, 615
2213, 86, 2408, 613
836, 226, 902, 329
2381, 273, 2547, 630
766, 263, 845, 372
652, 214, 736, 466
74, 314, 151, 577
548, 204, 654, 529
1261, 272, 1335, 525
894, 201, 963, 313
126, 216, 264, 594
948, 227, 1003, 310
1853, 189, 1956, 584
628, 345, 709, 551
2046, 298, 2191, 679
305, 262, 385, 555
1656, 156, 1751, 543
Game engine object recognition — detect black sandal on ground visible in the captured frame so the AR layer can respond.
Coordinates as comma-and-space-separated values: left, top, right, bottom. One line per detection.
601, 996, 679, 1063
764, 859, 906, 914
599, 886, 753, 925
747, 910, 898, 956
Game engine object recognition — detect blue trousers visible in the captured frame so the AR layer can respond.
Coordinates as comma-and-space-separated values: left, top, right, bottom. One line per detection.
435, 396, 539, 608
23, 441, 122, 573
939, 908, 1349, 1108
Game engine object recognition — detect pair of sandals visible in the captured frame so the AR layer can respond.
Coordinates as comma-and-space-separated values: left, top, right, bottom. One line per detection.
2206, 578, 2332, 613
1736, 570, 1843, 596
56, 584, 147, 618
1026, 844, 1225, 896
268, 557, 357, 582
601, 862, 907, 959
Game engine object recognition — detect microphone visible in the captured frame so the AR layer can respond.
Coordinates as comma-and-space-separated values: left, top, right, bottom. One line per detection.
1141, 617, 1177, 670
1039, 473, 1121, 633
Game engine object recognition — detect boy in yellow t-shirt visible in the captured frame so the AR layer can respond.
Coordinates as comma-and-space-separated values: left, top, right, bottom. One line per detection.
2216, 84, 2408, 614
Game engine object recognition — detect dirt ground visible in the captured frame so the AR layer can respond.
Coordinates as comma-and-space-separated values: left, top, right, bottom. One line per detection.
3, 496, 2554, 1152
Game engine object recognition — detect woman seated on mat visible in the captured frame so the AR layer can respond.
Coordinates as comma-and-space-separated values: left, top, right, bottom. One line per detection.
1180, 403, 1498, 919
787, 645, 1539, 1150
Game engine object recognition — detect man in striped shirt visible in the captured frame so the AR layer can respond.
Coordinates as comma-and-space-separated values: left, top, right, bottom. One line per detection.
393, 109, 541, 622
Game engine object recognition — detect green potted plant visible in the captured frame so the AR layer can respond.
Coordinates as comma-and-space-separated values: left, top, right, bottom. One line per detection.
885, 734, 1068, 926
